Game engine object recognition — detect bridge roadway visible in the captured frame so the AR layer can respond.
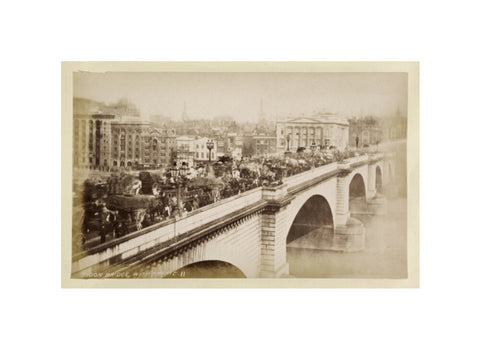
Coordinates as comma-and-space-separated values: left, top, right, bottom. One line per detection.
71, 153, 392, 279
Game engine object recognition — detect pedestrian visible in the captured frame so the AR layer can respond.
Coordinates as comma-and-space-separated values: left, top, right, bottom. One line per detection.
355, 135, 359, 148
192, 194, 200, 210
99, 203, 109, 243
111, 210, 119, 238
164, 204, 171, 218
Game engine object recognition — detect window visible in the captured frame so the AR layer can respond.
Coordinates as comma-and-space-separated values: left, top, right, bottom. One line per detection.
120, 134, 126, 151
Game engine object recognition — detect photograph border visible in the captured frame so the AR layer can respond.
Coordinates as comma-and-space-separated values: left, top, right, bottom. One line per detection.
61, 61, 419, 288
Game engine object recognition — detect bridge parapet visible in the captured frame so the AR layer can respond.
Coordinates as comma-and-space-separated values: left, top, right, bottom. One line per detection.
283, 162, 338, 189
174, 187, 264, 235
72, 187, 265, 277
262, 183, 288, 201
344, 154, 370, 166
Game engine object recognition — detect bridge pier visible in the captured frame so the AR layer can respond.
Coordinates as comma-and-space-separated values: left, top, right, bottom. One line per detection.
367, 194, 387, 215
367, 164, 377, 199
332, 218, 366, 252
332, 172, 366, 252
259, 185, 291, 278
260, 209, 290, 278
335, 175, 350, 226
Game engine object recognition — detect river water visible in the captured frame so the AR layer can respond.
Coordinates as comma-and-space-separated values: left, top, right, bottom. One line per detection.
287, 196, 407, 278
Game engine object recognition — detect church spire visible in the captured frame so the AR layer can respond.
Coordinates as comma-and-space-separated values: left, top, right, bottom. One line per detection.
181, 101, 188, 121
259, 98, 266, 123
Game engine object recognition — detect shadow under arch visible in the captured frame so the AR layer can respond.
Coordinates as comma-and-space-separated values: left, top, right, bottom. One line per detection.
164, 260, 247, 278
286, 195, 334, 245
349, 173, 366, 201
349, 173, 368, 219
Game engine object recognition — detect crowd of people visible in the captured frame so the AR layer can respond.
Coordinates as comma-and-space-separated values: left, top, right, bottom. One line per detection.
75, 147, 371, 250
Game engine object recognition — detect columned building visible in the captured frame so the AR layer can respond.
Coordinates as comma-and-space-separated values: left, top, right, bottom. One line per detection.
276, 113, 349, 152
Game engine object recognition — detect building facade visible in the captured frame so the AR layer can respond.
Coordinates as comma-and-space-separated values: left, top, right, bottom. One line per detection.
243, 135, 277, 157
193, 137, 217, 163
73, 114, 116, 169
276, 113, 349, 152
348, 117, 383, 147
73, 113, 176, 170
176, 136, 196, 167
216, 133, 243, 160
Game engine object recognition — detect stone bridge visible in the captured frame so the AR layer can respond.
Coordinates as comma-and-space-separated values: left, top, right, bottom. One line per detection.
71, 153, 394, 279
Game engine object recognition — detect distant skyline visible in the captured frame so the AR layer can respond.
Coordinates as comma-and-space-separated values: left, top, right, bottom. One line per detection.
74, 72, 408, 122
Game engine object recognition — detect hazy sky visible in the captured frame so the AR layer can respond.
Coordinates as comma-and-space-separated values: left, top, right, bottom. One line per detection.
74, 72, 407, 121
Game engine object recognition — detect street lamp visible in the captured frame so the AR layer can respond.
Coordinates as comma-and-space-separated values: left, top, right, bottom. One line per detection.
169, 162, 179, 177
310, 141, 317, 168
284, 134, 292, 160
206, 139, 214, 162
169, 162, 189, 218
206, 139, 214, 175
179, 161, 189, 177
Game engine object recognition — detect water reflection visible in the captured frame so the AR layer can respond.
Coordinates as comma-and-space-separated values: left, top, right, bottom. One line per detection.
287, 197, 407, 278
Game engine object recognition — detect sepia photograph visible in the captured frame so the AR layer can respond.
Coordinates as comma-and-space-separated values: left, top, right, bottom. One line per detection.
61, 62, 419, 287
6, 1, 480, 347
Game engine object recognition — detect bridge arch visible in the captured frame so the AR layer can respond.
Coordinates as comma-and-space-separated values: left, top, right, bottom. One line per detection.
164, 260, 247, 278
286, 194, 334, 245
349, 173, 367, 200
